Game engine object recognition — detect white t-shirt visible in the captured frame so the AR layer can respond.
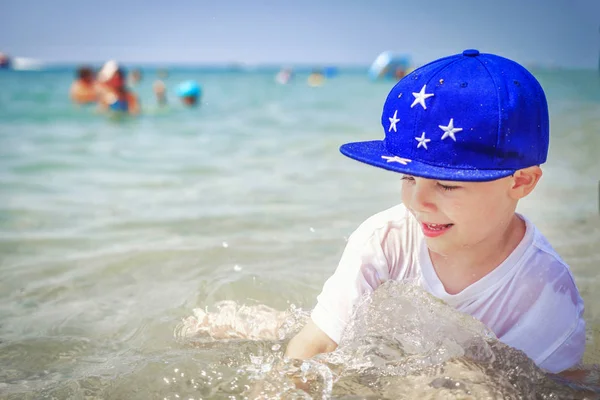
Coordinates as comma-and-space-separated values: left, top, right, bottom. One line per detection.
311, 203, 586, 373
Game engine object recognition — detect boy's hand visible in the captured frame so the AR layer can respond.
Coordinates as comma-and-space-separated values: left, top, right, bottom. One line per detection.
285, 319, 337, 360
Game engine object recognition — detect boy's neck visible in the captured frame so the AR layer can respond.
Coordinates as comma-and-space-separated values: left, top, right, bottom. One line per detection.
428, 214, 526, 295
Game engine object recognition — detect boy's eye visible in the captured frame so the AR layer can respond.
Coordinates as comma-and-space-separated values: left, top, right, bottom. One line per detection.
401, 176, 459, 191
437, 182, 460, 191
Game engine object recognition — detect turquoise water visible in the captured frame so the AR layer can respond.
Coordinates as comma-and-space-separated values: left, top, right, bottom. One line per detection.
0, 67, 599, 398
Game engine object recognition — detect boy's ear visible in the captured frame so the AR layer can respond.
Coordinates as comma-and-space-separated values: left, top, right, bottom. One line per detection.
509, 166, 543, 199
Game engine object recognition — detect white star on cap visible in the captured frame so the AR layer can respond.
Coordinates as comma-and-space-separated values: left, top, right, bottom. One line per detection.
381, 155, 412, 165
439, 118, 463, 141
388, 110, 400, 132
411, 85, 434, 110
415, 132, 431, 149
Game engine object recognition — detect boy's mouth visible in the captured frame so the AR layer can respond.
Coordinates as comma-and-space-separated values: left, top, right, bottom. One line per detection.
421, 222, 454, 238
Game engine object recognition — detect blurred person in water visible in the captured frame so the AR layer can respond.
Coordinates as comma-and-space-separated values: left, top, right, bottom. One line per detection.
97, 60, 140, 116
153, 79, 167, 107
176, 80, 201, 107
128, 68, 142, 86
69, 66, 98, 104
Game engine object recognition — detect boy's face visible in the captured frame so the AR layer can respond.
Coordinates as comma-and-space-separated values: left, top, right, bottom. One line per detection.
401, 175, 518, 256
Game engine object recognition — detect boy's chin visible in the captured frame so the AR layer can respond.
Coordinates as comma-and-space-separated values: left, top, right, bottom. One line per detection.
424, 237, 460, 256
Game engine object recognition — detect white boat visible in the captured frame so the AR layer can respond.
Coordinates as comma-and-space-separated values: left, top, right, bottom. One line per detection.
12, 57, 44, 71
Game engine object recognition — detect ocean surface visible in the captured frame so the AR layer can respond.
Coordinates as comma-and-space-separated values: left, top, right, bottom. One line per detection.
0, 66, 599, 399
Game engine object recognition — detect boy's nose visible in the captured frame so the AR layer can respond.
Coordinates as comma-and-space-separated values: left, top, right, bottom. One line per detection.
409, 184, 437, 213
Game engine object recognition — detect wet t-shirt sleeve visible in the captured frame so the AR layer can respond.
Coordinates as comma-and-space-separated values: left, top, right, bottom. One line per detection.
311, 205, 410, 344
498, 266, 585, 373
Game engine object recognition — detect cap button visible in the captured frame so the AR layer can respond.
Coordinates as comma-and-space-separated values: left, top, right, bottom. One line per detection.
462, 49, 480, 57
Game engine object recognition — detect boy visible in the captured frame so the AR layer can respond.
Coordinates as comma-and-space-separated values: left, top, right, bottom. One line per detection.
285, 49, 586, 374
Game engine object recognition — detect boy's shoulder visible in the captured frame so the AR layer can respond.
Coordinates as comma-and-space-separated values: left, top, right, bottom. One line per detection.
360, 203, 410, 226
520, 215, 573, 274
350, 204, 412, 240
502, 217, 585, 370
510, 215, 581, 309
347, 204, 426, 261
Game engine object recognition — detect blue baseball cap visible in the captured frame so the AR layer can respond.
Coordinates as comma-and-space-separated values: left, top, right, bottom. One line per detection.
177, 80, 201, 98
340, 49, 549, 182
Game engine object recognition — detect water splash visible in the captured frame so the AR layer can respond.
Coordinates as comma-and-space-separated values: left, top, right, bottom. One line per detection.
175, 300, 308, 342
174, 281, 597, 399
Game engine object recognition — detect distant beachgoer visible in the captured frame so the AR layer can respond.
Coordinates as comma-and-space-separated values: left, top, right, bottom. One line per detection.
69, 66, 97, 104
96, 60, 117, 96
307, 69, 325, 87
177, 80, 201, 107
394, 66, 407, 80
323, 66, 338, 78
153, 80, 167, 106
97, 60, 140, 115
275, 67, 293, 84
129, 68, 142, 86
0, 52, 10, 69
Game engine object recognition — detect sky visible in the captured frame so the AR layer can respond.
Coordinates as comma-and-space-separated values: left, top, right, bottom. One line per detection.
1, 0, 599, 69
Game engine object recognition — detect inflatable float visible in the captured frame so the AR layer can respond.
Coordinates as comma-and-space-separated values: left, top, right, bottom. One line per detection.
177, 80, 201, 98
368, 51, 411, 80
177, 80, 202, 106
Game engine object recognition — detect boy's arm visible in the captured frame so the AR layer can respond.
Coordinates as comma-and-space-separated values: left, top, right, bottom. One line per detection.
285, 209, 405, 360
285, 319, 338, 360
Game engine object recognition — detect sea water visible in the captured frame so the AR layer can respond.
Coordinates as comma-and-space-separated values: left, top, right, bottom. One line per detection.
0, 66, 599, 398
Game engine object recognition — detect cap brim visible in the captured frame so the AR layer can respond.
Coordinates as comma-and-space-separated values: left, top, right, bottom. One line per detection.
340, 140, 515, 182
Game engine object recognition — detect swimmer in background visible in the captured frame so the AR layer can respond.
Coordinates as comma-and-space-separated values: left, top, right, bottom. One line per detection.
153, 79, 167, 106
177, 80, 201, 107
307, 69, 325, 87
97, 60, 140, 115
275, 67, 293, 84
128, 68, 142, 86
394, 66, 407, 80
70, 66, 98, 104
0, 52, 11, 69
